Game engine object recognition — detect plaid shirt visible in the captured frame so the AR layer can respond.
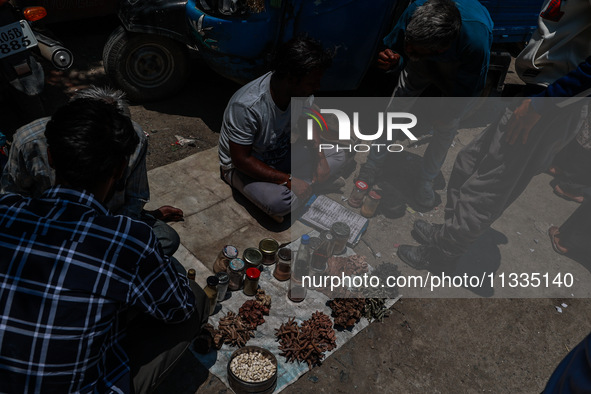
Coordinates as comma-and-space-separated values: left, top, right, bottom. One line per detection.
0, 187, 196, 393
0, 117, 150, 219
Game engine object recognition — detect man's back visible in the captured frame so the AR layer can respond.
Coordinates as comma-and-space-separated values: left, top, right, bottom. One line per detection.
0, 187, 195, 392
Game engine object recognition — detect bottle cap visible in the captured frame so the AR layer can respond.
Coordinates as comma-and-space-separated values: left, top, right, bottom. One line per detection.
246, 267, 261, 279
301, 234, 310, 244
243, 247, 263, 266
215, 271, 229, 285
206, 276, 219, 286
223, 245, 239, 259
368, 191, 382, 200
278, 247, 292, 261
355, 180, 369, 190
229, 258, 245, 271
259, 238, 279, 254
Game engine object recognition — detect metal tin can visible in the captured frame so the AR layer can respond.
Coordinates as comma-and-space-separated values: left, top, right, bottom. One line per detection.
227, 258, 245, 291
243, 267, 261, 296
213, 245, 239, 273
331, 221, 350, 255
259, 238, 279, 265
243, 247, 263, 271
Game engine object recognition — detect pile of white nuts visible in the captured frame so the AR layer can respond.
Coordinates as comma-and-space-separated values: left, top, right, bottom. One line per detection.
230, 351, 276, 382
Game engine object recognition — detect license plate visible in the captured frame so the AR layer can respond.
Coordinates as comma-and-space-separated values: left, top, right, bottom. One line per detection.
0, 20, 38, 60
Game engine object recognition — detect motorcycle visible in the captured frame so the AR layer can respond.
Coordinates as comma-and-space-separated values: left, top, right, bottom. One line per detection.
0, 0, 73, 125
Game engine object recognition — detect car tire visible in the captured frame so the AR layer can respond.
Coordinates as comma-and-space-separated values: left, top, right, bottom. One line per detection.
103, 26, 189, 102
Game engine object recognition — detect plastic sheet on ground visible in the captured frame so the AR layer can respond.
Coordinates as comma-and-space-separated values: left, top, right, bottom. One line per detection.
190, 247, 400, 392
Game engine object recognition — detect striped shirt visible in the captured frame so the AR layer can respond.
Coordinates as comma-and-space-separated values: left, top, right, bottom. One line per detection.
0, 187, 195, 393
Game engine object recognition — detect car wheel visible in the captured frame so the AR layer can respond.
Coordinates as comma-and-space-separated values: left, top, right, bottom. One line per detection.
103, 26, 189, 102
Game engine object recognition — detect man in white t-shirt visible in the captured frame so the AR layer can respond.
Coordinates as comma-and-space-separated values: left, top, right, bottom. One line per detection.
219, 37, 345, 221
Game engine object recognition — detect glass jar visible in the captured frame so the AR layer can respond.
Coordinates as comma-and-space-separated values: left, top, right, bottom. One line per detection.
204, 276, 219, 315
361, 190, 382, 218
243, 267, 261, 296
273, 247, 292, 281
259, 238, 279, 266
216, 271, 230, 302
213, 245, 238, 274
187, 268, 196, 281
227, 258, 245, 291
243, 247, 263, 271
311, 231, 333, 274
331, 221, 350, 255
348, 180, 369, 208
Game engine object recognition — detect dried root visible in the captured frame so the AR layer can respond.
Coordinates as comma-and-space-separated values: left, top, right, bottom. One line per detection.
275, 311, 337, 369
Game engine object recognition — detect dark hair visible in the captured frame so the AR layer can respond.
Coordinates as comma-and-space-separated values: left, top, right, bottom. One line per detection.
272, 36, 333, 79
406, 0, 462, 51
45, 99, 138, 191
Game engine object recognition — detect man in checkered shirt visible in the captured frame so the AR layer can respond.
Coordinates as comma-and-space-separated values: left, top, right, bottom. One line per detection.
0, 99, 208, 393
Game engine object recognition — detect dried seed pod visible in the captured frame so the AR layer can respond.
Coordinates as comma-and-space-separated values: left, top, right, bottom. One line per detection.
239, 299, 269, 329
275, 312, 336, 369
216, 311, 255, 348
328, 298, 366, 328
255, 288, 272, 308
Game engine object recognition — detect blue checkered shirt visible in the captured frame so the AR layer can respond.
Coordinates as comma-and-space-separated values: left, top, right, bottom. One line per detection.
0, 187, 196, 393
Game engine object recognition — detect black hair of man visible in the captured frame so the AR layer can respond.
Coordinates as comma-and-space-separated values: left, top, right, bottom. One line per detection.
45, 98, 138, 191
406, 0, 462, 51
272, 35, 333, 80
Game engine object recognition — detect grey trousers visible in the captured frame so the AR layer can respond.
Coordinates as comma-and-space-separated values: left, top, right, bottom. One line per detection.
364, 59, 468, 182
223, 143, 346, 217
434, 103, 588, 257
141, 211, 181, 256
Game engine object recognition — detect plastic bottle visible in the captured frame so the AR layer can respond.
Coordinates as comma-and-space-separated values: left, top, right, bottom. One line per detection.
288, 234, 311, 302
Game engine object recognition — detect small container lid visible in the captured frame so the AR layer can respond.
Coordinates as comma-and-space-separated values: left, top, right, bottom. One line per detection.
368, 190, 382, 200
300, 234, 310, 244
245, 267, 261, 279
331, 221, 351, 237
229, 258, 245, 271
325, 233, 333, 241
278, 247, 292, 261
223, 245, 239, 259
243, 247, 263, 265
355, 180, 369, 190
309, 237, 322, 251
259, 238, 279, 254
216, 271, 229, 285
206, 276, 220, 286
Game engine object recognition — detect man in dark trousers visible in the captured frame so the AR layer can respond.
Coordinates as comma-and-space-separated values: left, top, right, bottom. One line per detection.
0, 99, 208, 393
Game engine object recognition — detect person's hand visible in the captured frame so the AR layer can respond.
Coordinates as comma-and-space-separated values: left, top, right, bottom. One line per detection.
152, 205, 184, 222
313, 155, 330, 184
290, 177, 312, 201
505, 99, 542, 145
377, 49, 401, 70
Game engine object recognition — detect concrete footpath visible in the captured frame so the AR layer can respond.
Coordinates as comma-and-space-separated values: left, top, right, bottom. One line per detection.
148, 131, 591, 392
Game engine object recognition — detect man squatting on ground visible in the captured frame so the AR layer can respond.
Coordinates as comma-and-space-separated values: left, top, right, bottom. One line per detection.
0, 86, 184, 256
397, 0, 591, 269
357, 0, 493, 209
0, 99, 209, 393
218, 37, 346, 221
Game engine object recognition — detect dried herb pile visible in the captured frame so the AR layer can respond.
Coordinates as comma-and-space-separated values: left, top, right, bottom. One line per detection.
275, 312, 337, 369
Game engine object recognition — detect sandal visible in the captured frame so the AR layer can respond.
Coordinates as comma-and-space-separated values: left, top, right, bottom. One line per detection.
548, 226, 569, 255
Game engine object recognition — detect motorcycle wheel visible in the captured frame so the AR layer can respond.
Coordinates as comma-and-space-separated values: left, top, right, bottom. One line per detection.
103, 26, 189, 102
